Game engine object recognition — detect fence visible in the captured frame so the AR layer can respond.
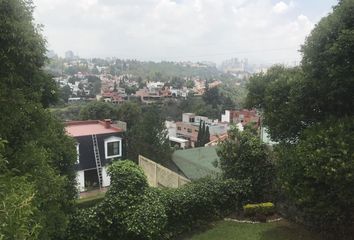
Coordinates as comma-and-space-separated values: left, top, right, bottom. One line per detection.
138, 155, 190, 188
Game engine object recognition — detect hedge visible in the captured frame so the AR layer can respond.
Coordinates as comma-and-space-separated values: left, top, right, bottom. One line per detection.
243, 202, 275, 216
66, 161, 252, 239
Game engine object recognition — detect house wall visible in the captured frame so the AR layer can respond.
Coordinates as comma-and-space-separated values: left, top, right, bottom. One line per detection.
182, 113, 195, 123
76, 170, 85, 192
101, 166, 110, 187
75, 132, 124, 171
221, 110, 231, 123
176, 122, 198, 142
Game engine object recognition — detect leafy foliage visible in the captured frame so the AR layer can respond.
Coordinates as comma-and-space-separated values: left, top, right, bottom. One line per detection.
196, 121, 210, 147
0, 1, 77, 238
218, 127, 275, 201
0, 175, 40, 240
80, 101, 117, 120
246, 0, 354, 142
0, 140, 41, 240
161, 177, 251, 237
67, 160, 167, 240
276, 117, 354, 236
245, 1, 354, 237
300, 0, 354, 119
245, 66, 306, 141
243, 202, 275, 217
128, 105, 172, 163
67, 161, 252, 239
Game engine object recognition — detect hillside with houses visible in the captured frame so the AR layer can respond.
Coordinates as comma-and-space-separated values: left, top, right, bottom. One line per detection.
1, 1, 353, 240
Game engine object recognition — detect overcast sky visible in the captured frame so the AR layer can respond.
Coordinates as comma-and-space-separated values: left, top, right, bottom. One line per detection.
33, 0, 338, 64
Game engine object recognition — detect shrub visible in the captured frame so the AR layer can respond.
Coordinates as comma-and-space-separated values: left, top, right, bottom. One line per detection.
67, 162, 252, 239
243, 202, 275, 217
276, 117, 354, 236
67, 160, 166, 240
66, 207, 100, 240
218, 127, 275, 202
161, 177, 251, 237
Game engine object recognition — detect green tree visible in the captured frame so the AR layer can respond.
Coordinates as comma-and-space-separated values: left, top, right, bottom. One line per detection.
203, 87, 220, 108
116, 102, 142, 129
0, 1, 77, 238
217, 127, 274, 201
276, 117, 354, 237
67, 160, 167, 240
80, 101, 117, 120
300, 0, 354, 119
59, 85, 72, 103
0, 140, 41, 240
196, 121, 210, 147
128, 105, 172, 163
246, 66, 305, 141
246, 0, 354, 142
186, 79, 195, 89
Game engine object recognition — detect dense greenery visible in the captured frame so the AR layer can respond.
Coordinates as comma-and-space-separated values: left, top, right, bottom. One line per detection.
218, 127, 274, 202
245, 0, 354, 237
0, 1, 76, 238
80, 101, 117, 120
67, 160, 251, 240
245, 66, 305, 141
196, 121, 210, 147
0, 140, 40, 240
127, 105, 172, 163
161, 177, 250, 238
276, 118, 354, 236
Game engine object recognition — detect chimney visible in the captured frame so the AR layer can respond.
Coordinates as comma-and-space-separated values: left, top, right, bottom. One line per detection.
104, 119, 111, 128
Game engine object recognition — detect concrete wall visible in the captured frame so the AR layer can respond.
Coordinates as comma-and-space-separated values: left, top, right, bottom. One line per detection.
139, 155, 190, 188
76, 170, 85, 192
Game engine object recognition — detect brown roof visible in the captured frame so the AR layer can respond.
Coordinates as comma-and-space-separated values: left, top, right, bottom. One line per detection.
65, 120, 123, 137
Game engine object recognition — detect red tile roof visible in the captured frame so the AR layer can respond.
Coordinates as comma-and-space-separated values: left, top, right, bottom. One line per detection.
65, 120, 123, 137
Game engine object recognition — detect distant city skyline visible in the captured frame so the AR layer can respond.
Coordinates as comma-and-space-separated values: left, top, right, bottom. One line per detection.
33, 0, 338, 64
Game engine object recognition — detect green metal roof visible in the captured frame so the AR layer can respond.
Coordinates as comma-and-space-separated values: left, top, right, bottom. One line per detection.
172, 146, 221, 180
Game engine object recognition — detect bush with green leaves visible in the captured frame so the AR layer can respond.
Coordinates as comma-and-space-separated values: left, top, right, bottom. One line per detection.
67, 160, 167, 240
160, 177, 251, 237
217, 127, 275, 202
276, 117, 354, 236
67, 161, 252, 239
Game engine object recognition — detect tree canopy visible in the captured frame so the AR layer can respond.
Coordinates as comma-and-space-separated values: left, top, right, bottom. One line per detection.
245, 1, 354, 236
217, 127, 274, 201
0, 1, 76, 238
246, 0, 354, 142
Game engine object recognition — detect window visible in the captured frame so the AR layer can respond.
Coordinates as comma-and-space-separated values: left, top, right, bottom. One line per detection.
177, 126, 181, 130
187, 128, 192, 133
76, 143, 80, 164
105, 136, 122, 159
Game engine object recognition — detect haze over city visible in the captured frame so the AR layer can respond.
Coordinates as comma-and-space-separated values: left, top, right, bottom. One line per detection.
33, 0, 337, 64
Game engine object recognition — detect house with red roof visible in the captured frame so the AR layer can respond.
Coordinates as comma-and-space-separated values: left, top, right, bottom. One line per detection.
221, 109, 260, 127
65, 119, 125, 192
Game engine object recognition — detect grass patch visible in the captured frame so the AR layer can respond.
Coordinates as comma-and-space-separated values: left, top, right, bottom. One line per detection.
186, 219, 320, 240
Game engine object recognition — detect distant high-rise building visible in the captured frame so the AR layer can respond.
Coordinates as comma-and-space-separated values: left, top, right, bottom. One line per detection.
65, 50, 75, 60
220, 58, 249, 73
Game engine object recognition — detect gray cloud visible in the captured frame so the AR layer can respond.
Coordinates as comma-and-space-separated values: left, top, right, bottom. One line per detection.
33, 0, 336, 64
